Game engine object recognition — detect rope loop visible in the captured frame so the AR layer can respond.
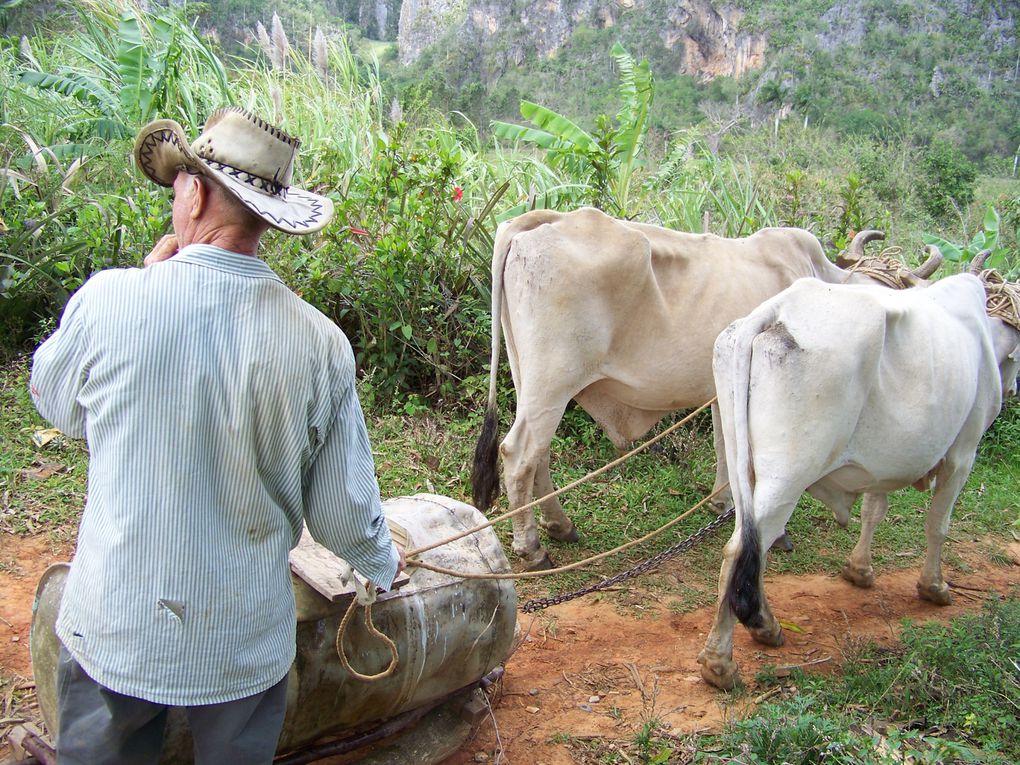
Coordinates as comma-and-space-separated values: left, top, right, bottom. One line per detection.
335, 593, 400, 682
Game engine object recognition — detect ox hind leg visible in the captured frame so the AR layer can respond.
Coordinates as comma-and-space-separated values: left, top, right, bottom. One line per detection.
699, 492, 795, 689
841, 493, 890, 588
534, 450, 579, 543
917, 457, 975, 606
710, 403, 734, 514
500, 398, 572, 570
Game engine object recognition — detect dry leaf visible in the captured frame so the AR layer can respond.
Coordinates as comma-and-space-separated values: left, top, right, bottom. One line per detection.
22, 462, 67, 480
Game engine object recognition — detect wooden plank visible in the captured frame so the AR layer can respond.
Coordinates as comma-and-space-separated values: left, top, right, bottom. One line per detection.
289, 527, 409, 602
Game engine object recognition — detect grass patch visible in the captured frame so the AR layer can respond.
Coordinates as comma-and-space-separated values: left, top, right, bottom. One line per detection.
0, 358, 88, 536
692, 594, 1020, 764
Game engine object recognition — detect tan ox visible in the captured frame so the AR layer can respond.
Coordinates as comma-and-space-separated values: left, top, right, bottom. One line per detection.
471, 207, 940, 569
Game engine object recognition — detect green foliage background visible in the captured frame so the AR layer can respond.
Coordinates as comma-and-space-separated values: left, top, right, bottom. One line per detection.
1, 5, 1019, 761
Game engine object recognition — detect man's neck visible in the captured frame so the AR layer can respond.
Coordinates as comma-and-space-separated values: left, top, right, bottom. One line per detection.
197, 232, 261, 257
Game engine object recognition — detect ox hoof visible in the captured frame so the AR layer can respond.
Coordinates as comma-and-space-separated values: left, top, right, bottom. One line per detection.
544, 523, 580, 544
841, 563, 875, 589
709, 498, 733, 517
749, 624, 785, 647
770, 532, 794, 553
697, 651, 741, 690
519, 551, 555, 572
917, 582, 953, 606
546, 526, 579, 546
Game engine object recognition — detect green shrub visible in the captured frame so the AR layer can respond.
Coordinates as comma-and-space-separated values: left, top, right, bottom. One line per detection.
267, 126, 496, 404
920, 139, 978, 221
0, 147, 167, 359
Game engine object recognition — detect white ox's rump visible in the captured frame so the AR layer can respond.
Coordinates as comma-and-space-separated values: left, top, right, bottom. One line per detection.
471, 207, 939, 569
698, 274, 1020, 689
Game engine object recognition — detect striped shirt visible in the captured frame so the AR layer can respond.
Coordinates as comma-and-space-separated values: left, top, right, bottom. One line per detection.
30, 244, 399, 706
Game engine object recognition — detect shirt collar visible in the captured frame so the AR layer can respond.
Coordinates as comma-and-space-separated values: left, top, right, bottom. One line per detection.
172, 244, 283, 283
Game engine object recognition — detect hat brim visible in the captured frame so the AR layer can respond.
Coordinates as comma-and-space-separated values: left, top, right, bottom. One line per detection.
133, 119, 334, 235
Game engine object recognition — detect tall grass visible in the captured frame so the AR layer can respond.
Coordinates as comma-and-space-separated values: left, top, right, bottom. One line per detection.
648, 134, 779, 235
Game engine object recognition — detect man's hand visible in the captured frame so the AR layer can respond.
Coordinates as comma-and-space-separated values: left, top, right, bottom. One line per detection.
144, 235, 179, 266
394, 544, 406, 579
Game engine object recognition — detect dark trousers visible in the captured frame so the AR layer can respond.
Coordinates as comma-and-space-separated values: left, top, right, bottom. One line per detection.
56, 644, 288, 765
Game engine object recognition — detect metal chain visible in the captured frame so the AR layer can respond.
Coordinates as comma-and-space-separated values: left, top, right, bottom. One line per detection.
520, 507, 735, 613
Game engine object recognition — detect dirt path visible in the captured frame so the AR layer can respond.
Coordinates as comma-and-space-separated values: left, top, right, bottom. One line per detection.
3, 533, 1018, 763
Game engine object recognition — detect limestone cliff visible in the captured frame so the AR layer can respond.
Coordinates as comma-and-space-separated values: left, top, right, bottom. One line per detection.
397, 0, 767, 81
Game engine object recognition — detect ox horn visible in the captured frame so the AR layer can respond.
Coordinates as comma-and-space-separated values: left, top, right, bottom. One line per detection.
968, 249, 992, 275
836, 229, 885, 268
910, 244, 943, 279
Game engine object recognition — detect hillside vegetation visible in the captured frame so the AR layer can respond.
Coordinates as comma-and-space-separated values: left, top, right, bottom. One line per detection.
1, 0, 1018, 398
2, 3, 1020, 763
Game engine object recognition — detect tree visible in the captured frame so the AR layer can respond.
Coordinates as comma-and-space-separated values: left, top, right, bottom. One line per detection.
490, 42, 653, 217
18, 2, 230, 143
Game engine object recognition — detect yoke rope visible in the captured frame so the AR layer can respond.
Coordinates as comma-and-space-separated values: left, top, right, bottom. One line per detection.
337, 397, 719, 681
406, 483, 729, 580
405, 398, 717, 558
978, 269, 1020, 332
843, 248, 918, 289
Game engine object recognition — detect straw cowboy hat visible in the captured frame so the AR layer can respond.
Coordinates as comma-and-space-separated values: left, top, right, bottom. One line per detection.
133, 107, 333, 235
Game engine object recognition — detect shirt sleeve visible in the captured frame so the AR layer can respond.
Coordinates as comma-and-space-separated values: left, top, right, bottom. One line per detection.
302, 381, 399, 591
29, 289, 90, 438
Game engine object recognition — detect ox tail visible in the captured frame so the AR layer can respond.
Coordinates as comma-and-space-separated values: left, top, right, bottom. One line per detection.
471, 211, 566, 511
471, 234, 507, 511
726, 515, 764, 628
718, 304, 779, 629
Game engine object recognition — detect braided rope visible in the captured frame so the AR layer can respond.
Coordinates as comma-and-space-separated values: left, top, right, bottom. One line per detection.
406, 399, 717, 558
406, 484, 729, 581
335, 597, 400, 682
978, 269, 1020, 332
843, 247, 917, 289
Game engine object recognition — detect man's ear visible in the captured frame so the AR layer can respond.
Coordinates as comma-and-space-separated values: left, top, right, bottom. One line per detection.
189, 175, 206, 220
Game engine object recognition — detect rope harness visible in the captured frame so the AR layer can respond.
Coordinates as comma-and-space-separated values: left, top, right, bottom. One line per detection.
842, 248, 919, 289
978, 269, 1020, 332
337, 399, 732, 677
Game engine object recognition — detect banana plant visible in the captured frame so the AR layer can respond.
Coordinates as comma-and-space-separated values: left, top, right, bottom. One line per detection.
491, 42, 653, 217
18, 1, 230, 142
923, 206, 1016, 278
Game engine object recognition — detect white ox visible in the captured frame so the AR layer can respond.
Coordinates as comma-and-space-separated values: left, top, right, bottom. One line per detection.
471, 207, 941, 569
698, 272, 1020, 690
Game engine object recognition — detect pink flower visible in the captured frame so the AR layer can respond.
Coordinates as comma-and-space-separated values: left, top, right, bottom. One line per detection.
452, 186, 463, 202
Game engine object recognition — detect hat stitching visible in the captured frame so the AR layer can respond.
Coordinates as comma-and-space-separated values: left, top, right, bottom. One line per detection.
212, 106, 300, 148
204, 159, 287, 196
137, 128, 183, 183
238, 192, 326, 229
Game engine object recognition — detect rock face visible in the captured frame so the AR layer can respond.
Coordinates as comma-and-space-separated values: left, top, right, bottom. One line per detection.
661, 1, 766, 81
338, 0, 403, 41
397, 0, 767, 81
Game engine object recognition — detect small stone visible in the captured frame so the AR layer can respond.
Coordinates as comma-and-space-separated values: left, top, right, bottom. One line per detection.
473, 753, 490, 763
588, 695, 600, 703
578, 704, 593, 712
528, 687, 540, 696
525, 706, 540, 714
11, 635, 19, 643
